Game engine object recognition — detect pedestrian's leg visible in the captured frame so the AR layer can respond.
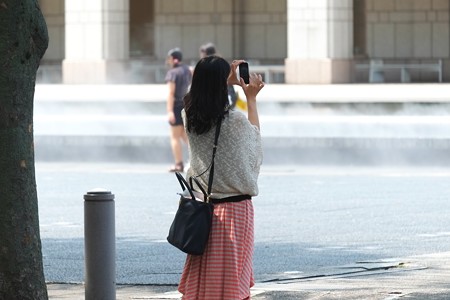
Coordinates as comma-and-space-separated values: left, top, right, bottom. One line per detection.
180, 125, 189, 146
169, 125, 185, 172
180, 126, 189, 167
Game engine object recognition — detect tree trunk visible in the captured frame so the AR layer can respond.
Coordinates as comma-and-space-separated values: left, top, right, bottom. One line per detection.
0, 0, 49, 299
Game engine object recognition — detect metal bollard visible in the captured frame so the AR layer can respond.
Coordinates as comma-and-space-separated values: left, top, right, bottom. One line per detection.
84, 188, 116, 300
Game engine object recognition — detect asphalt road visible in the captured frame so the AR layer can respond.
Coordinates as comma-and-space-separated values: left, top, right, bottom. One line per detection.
37, 163, 450, 285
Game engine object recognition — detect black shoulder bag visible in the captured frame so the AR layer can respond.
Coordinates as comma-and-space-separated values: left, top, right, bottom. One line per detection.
167, 118, 222, 255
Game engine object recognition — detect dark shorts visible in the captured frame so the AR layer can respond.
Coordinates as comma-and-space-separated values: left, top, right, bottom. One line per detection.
170, 101, 184, 126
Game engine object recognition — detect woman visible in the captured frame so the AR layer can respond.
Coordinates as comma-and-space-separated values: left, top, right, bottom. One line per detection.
179, 56, 264, 300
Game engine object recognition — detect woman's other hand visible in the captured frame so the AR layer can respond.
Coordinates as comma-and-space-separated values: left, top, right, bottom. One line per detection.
227, 60, 245, 86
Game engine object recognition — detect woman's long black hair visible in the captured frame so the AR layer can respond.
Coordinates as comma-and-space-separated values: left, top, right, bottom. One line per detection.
184, 55, 230, 135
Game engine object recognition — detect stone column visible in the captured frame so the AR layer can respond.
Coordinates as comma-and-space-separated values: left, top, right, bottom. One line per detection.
285, 0, 353, 84
63, 0, 129, 84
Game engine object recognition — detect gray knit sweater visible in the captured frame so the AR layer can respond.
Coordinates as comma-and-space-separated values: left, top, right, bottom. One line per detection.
183, 109, 263, 199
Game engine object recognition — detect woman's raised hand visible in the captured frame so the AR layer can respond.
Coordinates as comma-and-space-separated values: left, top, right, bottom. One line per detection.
228, 59, 265, 103
240, 73, 265, 102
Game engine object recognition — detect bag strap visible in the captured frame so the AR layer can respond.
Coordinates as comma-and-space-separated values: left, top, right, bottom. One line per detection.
175, 172, 196, 200
207, 118, 222, 200
191, 117, 222, 203
189, 176, 208, 200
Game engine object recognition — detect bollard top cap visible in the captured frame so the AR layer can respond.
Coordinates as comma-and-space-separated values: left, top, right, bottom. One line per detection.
84, 188, 115, 201
87, 188, 112, 195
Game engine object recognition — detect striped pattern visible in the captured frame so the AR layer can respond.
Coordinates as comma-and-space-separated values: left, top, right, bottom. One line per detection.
178, 200, 254, 300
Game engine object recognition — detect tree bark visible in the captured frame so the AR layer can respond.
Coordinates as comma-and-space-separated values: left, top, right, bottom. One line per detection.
0, 0, 49, 299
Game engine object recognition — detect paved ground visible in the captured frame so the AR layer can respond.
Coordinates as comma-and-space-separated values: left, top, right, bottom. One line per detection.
39, 163, 450, 299
47, 251, 450, 299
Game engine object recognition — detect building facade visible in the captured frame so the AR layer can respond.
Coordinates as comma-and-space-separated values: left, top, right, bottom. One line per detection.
39, 0, 450, 84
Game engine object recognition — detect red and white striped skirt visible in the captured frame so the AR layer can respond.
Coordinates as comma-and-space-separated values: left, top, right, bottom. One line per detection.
178, 199, 254, 300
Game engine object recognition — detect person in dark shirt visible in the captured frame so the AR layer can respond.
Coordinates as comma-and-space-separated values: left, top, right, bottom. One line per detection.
199, 43, 238, 108
199, 42, 217, 57
165, 48, 192, 172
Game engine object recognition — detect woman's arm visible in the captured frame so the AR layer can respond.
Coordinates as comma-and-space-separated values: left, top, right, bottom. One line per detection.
228, 60, 265, 129
240, 73, 264, 129
246, 93, 260, 129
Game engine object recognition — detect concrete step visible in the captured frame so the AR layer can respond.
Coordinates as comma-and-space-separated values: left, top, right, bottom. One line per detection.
34, 84, 450, 103
34, 134, 450, 166
34, 114, 450, 166
33, 84, 450, 165
34, 114, 450, 138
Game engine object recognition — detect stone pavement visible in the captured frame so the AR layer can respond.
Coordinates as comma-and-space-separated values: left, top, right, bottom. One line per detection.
47, 251, 450, 299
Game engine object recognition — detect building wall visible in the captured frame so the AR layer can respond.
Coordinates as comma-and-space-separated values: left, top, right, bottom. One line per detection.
240, 0, 287, 63
130, 0, 154, 57
37, 0, 449, 83
38, 0, 64, 82
39, 0, 65, 62
353, 0, 450, 82
366, 0, 449, 58
153, 0, 287, 64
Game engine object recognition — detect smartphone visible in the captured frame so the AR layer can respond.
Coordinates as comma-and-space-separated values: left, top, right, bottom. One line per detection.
239, 62, 250, 84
